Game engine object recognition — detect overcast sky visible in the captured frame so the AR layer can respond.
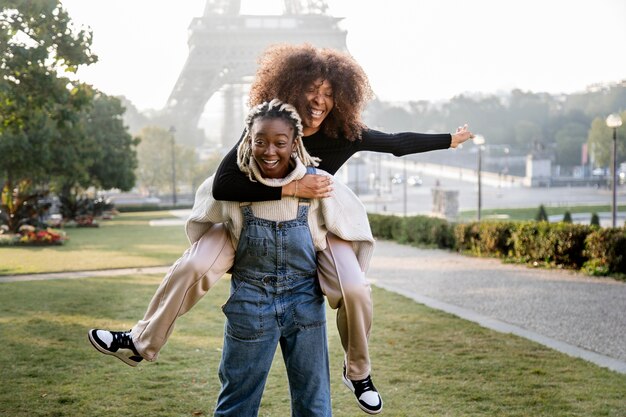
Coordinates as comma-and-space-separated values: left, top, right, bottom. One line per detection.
62, 0, 626, 111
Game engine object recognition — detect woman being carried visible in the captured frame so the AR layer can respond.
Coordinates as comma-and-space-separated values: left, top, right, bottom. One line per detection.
89, 44, 474, 415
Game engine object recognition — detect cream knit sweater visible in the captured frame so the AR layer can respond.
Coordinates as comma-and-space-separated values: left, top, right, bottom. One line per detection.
185, 157, 375, 272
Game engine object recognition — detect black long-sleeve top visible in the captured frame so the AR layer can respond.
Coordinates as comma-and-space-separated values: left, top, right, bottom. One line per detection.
212, 128, 452, 202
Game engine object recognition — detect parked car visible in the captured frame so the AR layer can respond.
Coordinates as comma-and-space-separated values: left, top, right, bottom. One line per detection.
391, 174, 404, 184
407, 175, 423, 186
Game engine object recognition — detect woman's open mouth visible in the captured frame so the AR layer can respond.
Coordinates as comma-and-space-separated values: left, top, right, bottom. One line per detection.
261, 159, 280, 168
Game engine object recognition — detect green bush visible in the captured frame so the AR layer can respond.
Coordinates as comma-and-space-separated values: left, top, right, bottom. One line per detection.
546, 223, 594, 268
404, 216, 454, 248
453, 222, 476, 252
563, 211, 572, 223
510, 222, 592, 268
590, 212, 600, 226
583, 228, 626, 275
369, 213, 623, 279
367, 213, 402, 240
454, 221, 513, 256
535, 204, 548, 221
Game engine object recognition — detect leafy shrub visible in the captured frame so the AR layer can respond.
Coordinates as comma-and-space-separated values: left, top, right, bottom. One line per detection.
583, 228, 626, 275
563, 211, 572, 223
510, 222, 592, 268
369, 213, 623, 278
367, 214, 402, 240
535, 204, 548, 221
0, 180, 51, 233
590, 212, 600, 227
404, 216, 454, 248
453, 221, 513, 257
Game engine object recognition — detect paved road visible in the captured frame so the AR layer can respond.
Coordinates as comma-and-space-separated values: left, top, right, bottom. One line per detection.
367, 240, 626, 374
2, 239, 625, 374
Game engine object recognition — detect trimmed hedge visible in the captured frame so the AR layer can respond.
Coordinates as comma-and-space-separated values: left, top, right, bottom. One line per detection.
454, 221, 514, 257
368, 213, 625, 278
583, 228, 626, 276
367, 214, 454, 249
508, 222, 592, 269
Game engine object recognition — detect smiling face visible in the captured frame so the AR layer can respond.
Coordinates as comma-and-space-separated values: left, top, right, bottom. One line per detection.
250, 117, 297, 179
301, 78, 334, 136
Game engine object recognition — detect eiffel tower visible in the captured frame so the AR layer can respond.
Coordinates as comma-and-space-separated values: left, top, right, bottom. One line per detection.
161, 0, 347, 148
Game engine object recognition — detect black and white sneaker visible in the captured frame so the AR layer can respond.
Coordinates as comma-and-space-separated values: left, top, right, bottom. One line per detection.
342, 364, 383, 414
88, 329, 143, 367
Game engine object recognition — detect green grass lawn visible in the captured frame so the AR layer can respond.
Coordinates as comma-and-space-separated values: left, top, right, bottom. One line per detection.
0, 211, 189, 275
458, 204, 626, 222
0, 275, 624, 417
1, 211, 625, 416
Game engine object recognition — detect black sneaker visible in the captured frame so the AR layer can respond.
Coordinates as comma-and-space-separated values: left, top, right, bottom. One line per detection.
342, 364, 383, 414
88, 329, 143, 367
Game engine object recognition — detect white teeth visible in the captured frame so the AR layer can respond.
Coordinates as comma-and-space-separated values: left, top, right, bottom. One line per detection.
310, 109, 323, 117
262, 160, 279, 167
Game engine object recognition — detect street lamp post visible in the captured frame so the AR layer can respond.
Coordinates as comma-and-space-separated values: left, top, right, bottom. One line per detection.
606, 114, 622, 228
403, 158, 407, 217
169, 126, 177, 206
474, 135, 486, 221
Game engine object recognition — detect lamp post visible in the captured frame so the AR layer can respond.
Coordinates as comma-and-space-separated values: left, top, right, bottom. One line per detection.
606, 114, 622, 228
169, 126, 177, 206
402, 158, 408, 217
474, 135, 486, 221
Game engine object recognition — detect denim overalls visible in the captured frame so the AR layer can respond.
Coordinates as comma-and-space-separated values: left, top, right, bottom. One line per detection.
214, 188, 331, 417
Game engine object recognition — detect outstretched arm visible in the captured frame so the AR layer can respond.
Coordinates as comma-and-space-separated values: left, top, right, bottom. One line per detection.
355, 125, 474, 155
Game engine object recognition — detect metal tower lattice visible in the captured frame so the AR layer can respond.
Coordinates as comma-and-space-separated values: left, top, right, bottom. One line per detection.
161, 0, 347, 147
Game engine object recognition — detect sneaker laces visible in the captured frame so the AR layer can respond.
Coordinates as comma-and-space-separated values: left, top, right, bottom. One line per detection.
112, 331, 137, 353
353, 376, 376, 394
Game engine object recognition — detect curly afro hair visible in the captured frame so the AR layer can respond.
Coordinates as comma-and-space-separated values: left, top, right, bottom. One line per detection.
248, 43, 373, 141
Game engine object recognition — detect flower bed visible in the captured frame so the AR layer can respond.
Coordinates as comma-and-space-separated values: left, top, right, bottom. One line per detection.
0, 226, 68, 246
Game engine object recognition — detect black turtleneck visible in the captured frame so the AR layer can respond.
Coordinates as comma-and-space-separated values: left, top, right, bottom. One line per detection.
212, 128, 451, 202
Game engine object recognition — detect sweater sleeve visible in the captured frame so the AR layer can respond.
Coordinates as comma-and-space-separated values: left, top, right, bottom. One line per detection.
212, 131, 283, 202
356, 128, 452, 156
319, 174, 375, 272
185, 175, 228, 244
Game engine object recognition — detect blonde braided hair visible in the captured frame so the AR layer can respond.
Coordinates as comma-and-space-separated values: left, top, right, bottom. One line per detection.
237, 99, 320, 181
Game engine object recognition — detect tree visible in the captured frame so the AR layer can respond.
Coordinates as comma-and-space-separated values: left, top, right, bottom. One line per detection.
54, 92, 140, 218
562, 211, 572, 223
117, 95, 150, 135
1, 1, 97, 182
535, 204, 548, 221
82, 93, 139, 191
135, 126, 200, 196
554, 122, 588, 169
590, 212, 600, 227
587, 110, 626, 168
189, 152, 222, 192
514, 120, 542, 150
1, 1, 97, 228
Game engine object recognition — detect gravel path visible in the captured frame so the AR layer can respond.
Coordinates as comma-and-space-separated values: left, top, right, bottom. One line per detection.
368, 240, 626, 373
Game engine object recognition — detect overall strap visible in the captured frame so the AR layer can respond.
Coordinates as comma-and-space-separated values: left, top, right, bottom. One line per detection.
296, 202, 310, 222
296, 165, 318, 207
239, 202, 254, 221
296, 167, 316, 222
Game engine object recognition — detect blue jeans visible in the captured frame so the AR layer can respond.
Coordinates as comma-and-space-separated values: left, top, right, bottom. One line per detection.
214, 200, 331, 417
